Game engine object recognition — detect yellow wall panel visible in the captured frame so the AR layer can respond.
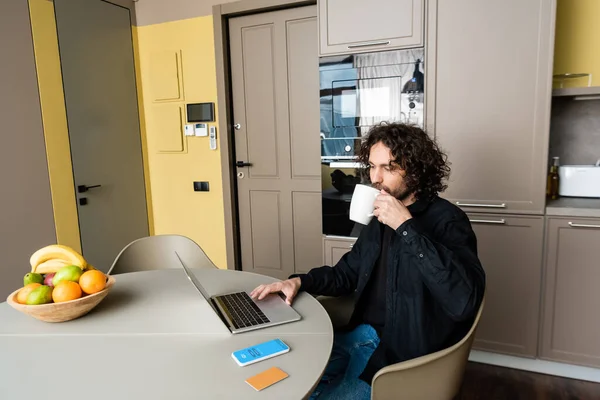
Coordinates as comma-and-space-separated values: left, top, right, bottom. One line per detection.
150, 104, 185, 152
150, 50, 182, 101
136, 16, 227, 269
554, 0, 600, 87
132, 26, 155, 235
28, 0, 81, 252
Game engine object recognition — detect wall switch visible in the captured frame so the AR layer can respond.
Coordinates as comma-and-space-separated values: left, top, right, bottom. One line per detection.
209, 126, 217, 150
194, 123, 208, 137
184, 124, 195, 136
193, 181, 210, 192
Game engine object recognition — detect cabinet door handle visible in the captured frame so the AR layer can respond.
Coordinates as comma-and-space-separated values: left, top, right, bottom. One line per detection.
347, 40, 391, 49
574, 95, 600, 101
469, 218, 506, 225
456, 202, 506, 208
568, 222, 600, 229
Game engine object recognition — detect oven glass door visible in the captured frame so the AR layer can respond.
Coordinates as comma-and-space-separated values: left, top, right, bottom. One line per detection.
320, 49, 425, 237
332, 76, 405, 128
320, 50, 424, 160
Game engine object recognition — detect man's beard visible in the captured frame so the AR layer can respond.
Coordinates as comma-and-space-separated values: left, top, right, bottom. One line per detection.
372, 183, 411, 201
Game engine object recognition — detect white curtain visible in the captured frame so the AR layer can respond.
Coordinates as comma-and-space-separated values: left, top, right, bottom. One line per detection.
353, 49, 424, 131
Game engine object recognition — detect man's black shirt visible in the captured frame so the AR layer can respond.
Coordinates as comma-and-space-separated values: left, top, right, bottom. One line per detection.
290, 196, 486, 384
356, 224, 394, 337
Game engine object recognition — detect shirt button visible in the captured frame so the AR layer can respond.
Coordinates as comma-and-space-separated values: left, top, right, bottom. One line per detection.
402, 231, 408, 236
419, 253, 424, 258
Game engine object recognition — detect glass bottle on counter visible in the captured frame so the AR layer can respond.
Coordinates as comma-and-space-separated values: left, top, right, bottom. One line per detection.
546, 156, 560, 200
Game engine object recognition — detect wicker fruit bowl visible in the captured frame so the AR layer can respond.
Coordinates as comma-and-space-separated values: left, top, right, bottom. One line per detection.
6, 275, 116, 323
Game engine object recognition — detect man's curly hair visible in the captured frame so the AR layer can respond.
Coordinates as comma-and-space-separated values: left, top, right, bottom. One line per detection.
357, 122, 450, 200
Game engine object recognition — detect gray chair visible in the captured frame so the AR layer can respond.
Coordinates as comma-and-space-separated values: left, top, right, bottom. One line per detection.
107, 234, 217, 275
318, 294, 485, 400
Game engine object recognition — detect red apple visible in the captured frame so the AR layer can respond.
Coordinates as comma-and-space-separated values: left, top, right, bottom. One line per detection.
43, 273, 56, 287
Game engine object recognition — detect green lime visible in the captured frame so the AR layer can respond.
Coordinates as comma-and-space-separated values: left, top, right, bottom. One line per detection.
23, 272, 43, 286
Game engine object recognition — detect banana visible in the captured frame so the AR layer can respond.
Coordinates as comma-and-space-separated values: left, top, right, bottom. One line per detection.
30, 244, 87, 272
34, 259, 73, 274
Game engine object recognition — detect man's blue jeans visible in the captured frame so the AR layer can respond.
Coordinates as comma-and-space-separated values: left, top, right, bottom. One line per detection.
310, 324, 380, 400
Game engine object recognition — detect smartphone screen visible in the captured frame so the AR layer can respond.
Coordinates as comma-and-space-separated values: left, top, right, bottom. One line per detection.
232, 338, 290, 366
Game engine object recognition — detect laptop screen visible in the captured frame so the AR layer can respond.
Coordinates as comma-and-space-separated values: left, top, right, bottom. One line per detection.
175, 251, 213, 302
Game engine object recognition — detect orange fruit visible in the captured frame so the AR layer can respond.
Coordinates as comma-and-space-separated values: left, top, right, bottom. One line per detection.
17, 283, 41, 304
79, 270, 106, 295
52, 281, 82, 303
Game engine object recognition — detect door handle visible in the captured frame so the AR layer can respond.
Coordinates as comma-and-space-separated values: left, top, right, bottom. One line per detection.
236, 161, 253, 168
77, 184, 102, 193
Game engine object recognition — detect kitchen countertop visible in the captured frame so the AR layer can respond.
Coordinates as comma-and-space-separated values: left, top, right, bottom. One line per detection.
546, 197, 600, 218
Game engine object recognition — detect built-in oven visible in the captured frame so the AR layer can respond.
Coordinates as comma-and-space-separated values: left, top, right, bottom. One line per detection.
320, 48, 425, 237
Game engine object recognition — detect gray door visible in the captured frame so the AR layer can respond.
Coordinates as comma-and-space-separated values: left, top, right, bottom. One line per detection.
229, 6, 322, 280
54, 0, 148, 272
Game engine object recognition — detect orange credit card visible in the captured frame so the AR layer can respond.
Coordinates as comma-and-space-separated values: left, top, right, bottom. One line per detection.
245, 366, 289, 391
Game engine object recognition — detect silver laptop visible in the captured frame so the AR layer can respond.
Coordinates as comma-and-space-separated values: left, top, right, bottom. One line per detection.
175, 252, 301, 334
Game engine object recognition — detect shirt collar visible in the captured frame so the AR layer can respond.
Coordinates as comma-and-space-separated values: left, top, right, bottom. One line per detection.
407, 197, 433, 215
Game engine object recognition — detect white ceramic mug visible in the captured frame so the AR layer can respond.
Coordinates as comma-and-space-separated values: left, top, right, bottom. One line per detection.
349, 184, 380, 225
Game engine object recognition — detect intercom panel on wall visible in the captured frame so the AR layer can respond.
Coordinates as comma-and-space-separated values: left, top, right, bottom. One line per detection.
209, 126, 217, 150
194, 123, 208, 137
186, 103, 214, 123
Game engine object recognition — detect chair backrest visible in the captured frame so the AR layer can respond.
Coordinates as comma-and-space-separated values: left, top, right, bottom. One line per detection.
372, 297, 485, 400
107, 235, 217, 275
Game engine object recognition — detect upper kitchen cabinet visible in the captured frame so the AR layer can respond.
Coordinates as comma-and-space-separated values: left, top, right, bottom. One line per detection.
429, 0, 556, 215
553, 0, 600, 88
318, 0, 424, 56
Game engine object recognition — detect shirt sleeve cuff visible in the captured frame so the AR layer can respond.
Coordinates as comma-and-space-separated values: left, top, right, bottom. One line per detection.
288, 273, 311, 292
395, 218, 422, 243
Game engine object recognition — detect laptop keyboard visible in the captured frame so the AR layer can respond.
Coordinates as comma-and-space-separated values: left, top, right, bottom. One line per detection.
218, 292, 270, 329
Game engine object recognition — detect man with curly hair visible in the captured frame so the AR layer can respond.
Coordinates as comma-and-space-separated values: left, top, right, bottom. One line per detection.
251, 122, 485, 400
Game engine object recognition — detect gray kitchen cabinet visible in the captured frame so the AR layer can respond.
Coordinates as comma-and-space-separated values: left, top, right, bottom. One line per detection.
427, 0, 556, 214
468, 214, 544, 357
318, 0, 424, 56
323, 236, 356, 266
540, 217, 600, 368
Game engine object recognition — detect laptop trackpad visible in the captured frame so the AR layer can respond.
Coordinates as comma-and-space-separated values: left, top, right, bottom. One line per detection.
256, 293, 301, 322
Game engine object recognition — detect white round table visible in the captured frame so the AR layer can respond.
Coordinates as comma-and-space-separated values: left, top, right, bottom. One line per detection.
0, 269, 333, 400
